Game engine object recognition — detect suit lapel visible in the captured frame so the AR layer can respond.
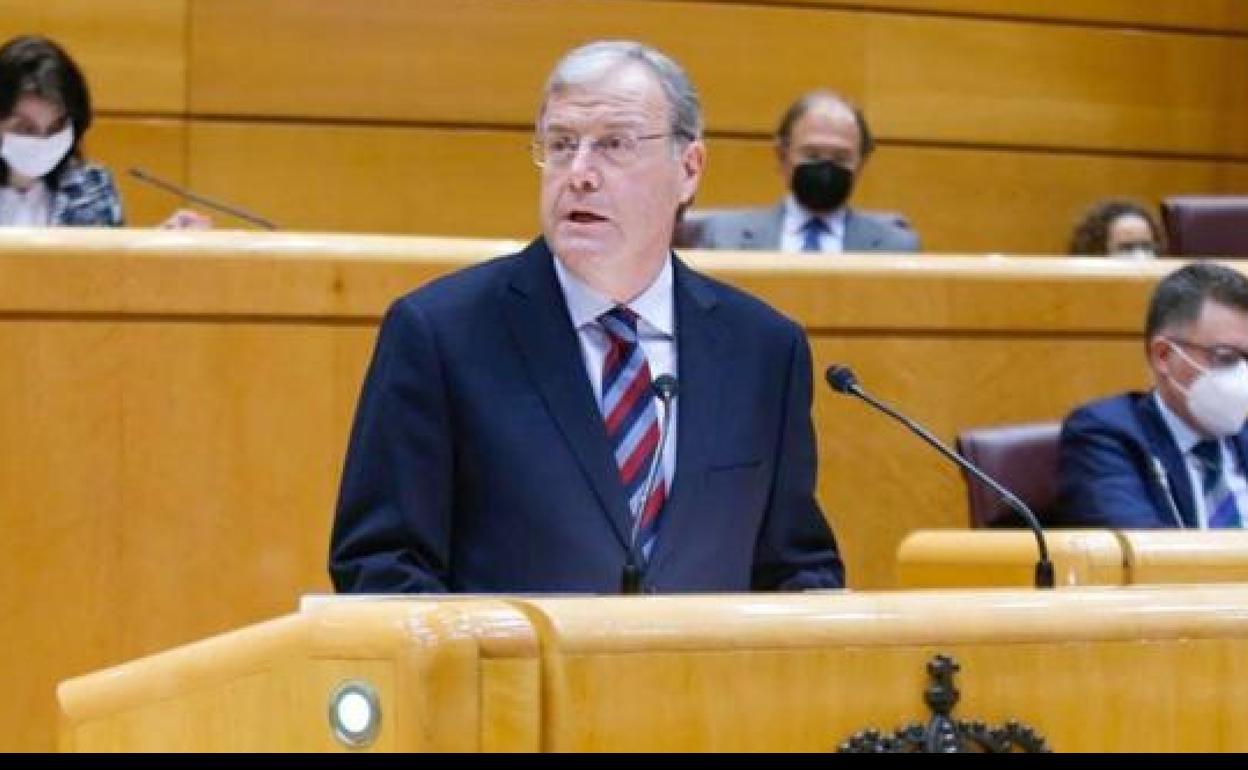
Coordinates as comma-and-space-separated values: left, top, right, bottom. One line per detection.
1138, 394, 1198, 526
501, 239, 635, 546
843, 208, 880, 251
646, 258, 728, 577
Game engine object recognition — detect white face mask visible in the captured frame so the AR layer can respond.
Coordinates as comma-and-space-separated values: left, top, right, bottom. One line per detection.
1, 124, 74, 180
1170, 343, 1248, 437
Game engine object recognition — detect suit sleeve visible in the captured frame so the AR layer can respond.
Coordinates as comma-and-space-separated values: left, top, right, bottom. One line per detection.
751, 326, 846, 589
1057, 406, 1170, 527
329, 298, 454, 592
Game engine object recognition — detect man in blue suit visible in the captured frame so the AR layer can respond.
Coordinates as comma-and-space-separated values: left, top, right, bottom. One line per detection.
1058, 262, 1248, 528
329, 41, 845, 594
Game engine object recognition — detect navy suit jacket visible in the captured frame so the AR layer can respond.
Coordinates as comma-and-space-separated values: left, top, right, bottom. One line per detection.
1057, 391, 1248, 527
329, 237, 844, 593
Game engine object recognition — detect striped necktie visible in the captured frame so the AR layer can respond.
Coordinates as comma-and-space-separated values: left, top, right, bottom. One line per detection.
1192, 439, 1243, 528
599, 307, 666, 555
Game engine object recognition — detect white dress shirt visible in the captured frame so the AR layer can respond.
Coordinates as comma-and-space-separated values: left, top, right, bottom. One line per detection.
779, 195, 847, 254
1154, 391, 1248, 528
0, 181, 52, 227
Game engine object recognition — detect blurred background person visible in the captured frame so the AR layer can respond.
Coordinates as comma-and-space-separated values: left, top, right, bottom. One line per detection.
1068, 198, 1163, 258
691, 90, 918, 253
0, 35, 209, 229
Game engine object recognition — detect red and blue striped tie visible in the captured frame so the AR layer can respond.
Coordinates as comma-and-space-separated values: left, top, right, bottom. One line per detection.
599, 307, 666, 555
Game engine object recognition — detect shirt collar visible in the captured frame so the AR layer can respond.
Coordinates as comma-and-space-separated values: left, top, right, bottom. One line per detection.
1153, 389, 1204, 454
784, 194, 847, 239
553, 254, 674, 338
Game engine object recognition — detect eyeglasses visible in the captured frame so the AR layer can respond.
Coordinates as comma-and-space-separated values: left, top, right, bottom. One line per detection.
1166, 338, 1248, 370
531, 130, 689, 169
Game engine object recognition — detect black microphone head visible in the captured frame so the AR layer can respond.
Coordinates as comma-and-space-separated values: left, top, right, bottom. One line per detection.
652, 374, 679, 402
825, 364, 859, 394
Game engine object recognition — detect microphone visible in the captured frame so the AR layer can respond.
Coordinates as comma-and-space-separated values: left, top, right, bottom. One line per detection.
825, 364, 1055, 589
128, 168, 277, 230
622, 374, 679, 594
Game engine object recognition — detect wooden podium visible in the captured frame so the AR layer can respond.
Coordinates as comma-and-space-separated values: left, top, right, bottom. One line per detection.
897, 529, 1248, 588
59, 587, 1248, 751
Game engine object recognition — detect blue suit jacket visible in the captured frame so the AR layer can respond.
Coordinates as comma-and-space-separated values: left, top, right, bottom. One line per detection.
329, 237, 844, 593
1057, 391, 1248, 527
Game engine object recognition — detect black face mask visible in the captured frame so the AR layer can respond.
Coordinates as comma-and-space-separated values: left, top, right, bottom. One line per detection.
791, 160, 855, 213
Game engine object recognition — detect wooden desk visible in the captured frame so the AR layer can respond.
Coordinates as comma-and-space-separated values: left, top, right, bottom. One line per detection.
59, 587, 1248, 751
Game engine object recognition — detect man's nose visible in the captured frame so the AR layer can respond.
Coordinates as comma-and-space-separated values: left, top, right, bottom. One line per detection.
565, 144, 602, 191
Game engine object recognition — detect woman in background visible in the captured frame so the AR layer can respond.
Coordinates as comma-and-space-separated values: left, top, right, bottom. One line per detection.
1068, 198, 1163, 258
0, 34, 207, 229
0, 35, 121, 226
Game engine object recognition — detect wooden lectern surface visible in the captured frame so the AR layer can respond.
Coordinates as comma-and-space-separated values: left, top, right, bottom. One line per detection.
58, 588, 1248, 752
897, 529, 1248, 588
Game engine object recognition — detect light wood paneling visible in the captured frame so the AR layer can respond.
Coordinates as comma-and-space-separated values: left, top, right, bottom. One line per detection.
896, 530, 1128, 588
865, 14, 1248, 156
58, 601, 541, 751
187, 0, 1247, 157
897, 530, 1248, 589
765, 0, 1248, 32
180, 122, 1248, 251
188, 0, 866, 131
186, 121, 540, 238
88, 117, 187, 228
521, 590, 1248, 751
0, 0, 187, 113
58, 589, 1248, 751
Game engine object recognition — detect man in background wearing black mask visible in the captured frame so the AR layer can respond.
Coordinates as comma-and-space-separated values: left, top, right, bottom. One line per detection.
689, 91, 919, 253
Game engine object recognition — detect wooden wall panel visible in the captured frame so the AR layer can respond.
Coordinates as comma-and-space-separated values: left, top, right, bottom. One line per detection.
180, 121, 1248, 251
866, 14, 1248, 156
186, 121, 540, 237
187, 0, 1247, 157
0, 0, 187, 113
762, 0, 1248, 32
88, 118, 187, 228
188, 0, 867, 131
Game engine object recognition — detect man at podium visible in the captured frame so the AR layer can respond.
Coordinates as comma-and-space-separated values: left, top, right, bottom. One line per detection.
328, 41, 845, 595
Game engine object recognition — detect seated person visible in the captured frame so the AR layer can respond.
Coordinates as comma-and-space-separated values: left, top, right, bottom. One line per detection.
691, 90, 919, 253
0, 35, 207, 229
1058, 262, 1248, 527
1068, 199, 1162, 258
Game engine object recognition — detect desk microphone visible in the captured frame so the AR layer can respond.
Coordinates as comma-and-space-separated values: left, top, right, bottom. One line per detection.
622, 374, 679, 594
128, 168, 277, 230
824, 364, 1055, 589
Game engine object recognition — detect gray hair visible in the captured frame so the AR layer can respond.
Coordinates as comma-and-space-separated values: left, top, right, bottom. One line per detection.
538, 40, 703, 142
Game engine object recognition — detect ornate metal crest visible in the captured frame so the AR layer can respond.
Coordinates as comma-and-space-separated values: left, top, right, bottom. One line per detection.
838, 654, 1050, 753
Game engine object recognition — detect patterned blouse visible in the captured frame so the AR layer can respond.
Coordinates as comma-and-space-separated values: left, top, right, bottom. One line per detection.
49, 161, 125, 227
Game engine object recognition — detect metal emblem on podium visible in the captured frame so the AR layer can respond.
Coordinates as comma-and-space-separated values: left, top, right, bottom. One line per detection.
838, 654, 1050, 753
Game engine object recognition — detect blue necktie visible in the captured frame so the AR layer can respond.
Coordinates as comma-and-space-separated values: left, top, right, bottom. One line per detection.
800, 217, 827, 253
1192, 439, 1243, 528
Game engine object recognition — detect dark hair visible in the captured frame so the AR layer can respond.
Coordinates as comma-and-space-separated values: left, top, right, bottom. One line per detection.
775, 90, 874, 160
0, 35, 92, 187
1145, 261, 1248, 341
1068, 199, 1162, 255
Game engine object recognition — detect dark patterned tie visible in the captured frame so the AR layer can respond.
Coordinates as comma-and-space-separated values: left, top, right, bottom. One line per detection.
1192, 439, 1242, 528
599, 307, 666, 555
801, 216, 828, 252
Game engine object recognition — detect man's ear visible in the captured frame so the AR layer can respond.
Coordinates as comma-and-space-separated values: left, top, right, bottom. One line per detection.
679, 140, 706, 206
1149, 335, 1173, 377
